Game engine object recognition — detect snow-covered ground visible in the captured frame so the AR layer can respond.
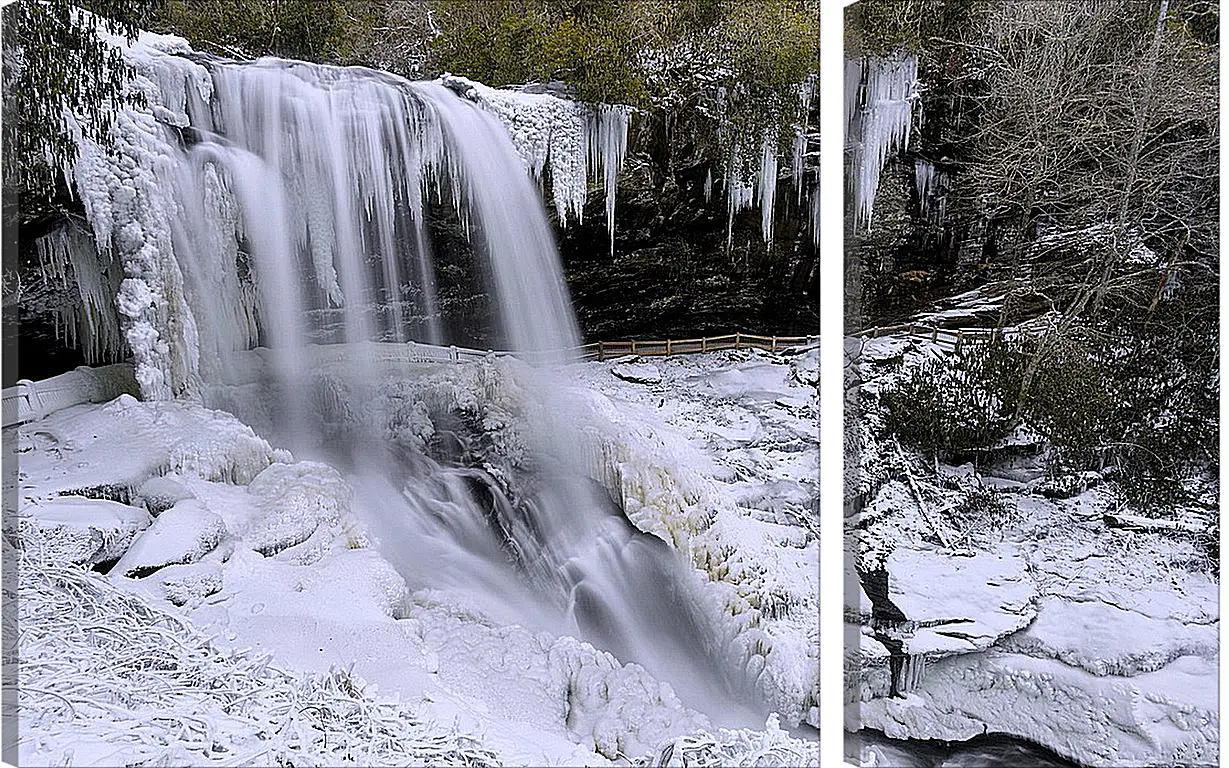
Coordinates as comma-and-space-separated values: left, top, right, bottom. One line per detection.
9, 348, 818, 766
845, 334, 1219, 767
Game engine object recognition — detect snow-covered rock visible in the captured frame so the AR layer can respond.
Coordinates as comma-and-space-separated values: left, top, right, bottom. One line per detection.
134, 473, 194, 514
611, 361, 663, 385
15, 395, 286, 503
242, 461, 354, 557
886, 543, 1037, 656
112, 498, 225, 577
21, 496, 151, 565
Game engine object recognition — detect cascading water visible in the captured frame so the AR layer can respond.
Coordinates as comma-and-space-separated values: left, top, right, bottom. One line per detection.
59, 29, 766, 731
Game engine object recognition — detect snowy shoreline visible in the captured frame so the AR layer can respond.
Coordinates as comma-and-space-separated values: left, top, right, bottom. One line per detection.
845, 334, 1219, 768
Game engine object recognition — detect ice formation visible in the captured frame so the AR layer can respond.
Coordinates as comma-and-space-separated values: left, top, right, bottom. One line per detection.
58, 31, 621, 401
34, 219, 125, 364
914, 158, 946, 220
725, 133, 781, 249
440, 75, 631, 251
846, 51, 920, 231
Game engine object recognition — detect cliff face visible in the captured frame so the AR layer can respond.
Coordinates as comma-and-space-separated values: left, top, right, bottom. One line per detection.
558, 104, 819, 343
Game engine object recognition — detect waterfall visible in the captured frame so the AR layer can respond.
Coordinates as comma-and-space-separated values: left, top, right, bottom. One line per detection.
52, 27, 765, 730
61, 35, 603, 401
846, 51, 919, 232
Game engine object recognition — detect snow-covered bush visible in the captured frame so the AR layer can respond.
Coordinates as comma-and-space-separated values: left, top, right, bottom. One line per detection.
878, 340, 1025, 457
635, 714, 817, 767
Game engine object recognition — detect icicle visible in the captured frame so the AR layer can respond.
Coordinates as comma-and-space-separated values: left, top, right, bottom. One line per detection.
791, 131, 807, 205
725, 142, 756, 251
34, 220, 124, 364
846, 52, 919, 232
810, 183, 820, 249
591, 104, 630, 256
758, 133, 778, 247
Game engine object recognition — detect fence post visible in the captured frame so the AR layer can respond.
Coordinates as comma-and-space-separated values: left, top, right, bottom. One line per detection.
771, 336, 777, 353
450, 345, 458, 363
631, 340, 637, 355
735, 333, 741, 350
666, 339, 672, 355
598, 341, 605, 361
702, 337, 708, 353
17, 379, 39, 421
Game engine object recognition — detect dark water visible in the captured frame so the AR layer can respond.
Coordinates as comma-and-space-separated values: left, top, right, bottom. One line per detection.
847, 729, 1083, 767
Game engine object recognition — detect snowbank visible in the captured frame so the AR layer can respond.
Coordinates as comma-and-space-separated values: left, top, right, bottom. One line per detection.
14, 392, 815, 765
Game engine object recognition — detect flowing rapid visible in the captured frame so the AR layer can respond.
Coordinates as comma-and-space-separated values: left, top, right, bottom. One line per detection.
57, 33, 765, 729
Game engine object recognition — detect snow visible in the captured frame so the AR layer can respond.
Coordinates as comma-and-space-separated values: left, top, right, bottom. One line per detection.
846, 330, 1220, 766
566, 349, 819, 728
13, 394, 287, 502
13, 529, 503, 767
885, 543, 1037, 656
21, 496, 151, 566
111, 499, 226, 576
442, 75, 631, 238
611, 361, 663, 384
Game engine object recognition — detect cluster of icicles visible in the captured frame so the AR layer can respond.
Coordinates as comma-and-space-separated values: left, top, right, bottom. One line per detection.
717, 74, 819, 249
845, 52, 920, 231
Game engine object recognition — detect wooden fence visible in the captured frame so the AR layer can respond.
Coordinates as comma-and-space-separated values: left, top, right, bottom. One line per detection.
854, 318, 1052, 353
576, 333, 819, 361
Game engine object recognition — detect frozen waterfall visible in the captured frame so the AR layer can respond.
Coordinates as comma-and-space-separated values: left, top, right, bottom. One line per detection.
60, 34, 609, 400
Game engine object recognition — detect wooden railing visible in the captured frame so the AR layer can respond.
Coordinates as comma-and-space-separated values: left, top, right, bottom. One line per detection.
854, 317, 1052, 353
576, 333, 819, 361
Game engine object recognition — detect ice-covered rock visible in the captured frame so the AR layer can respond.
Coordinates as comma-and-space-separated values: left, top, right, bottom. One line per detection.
150, 561, 224, 606
886, 543, 1037, 656
16, 395, 286, 502
850, 649, 1218, 767
111, 499, 225, 577
134, 473, 194, 514
22, 496, 151, 565
611, 361, 663, 385
242, 461, 353, 557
